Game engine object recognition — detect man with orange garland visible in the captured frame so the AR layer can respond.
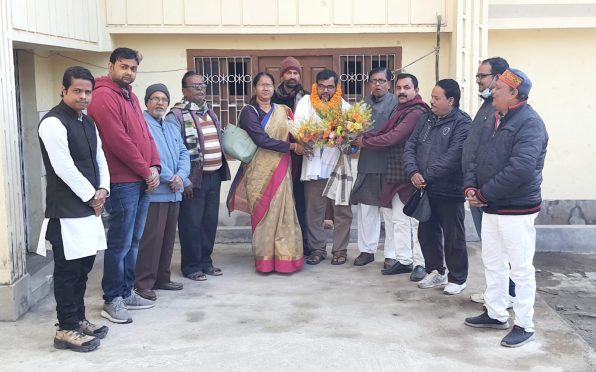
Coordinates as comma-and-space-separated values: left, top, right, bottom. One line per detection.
294, 69, 353, 266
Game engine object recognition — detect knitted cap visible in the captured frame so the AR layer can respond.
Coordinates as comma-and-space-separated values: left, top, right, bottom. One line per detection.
144, 83, 170, 104
499, 68, 532, 97
280, 57, 302, 76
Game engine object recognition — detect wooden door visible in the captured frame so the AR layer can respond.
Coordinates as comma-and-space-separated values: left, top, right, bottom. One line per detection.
257, 56, 334, 91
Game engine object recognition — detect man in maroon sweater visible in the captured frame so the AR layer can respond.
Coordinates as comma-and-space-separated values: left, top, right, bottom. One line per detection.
88, 47, 161, 324
353, 73, 430, 280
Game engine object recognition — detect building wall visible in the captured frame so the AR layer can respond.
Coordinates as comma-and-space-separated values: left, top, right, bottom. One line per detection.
11, 0, 110, 51
488, 28, 596, 200
105, 0, 452, 33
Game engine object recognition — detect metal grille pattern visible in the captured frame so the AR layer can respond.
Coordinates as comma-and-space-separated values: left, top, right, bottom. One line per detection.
193, 56, 253, 126
340, 54, 396, 104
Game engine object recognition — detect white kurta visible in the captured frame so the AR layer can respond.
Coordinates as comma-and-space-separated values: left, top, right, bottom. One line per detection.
293, 95, 351, 180
37, 115, 110, 260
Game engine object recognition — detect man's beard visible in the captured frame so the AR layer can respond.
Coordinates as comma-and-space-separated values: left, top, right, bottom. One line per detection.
284, 79, 298, 89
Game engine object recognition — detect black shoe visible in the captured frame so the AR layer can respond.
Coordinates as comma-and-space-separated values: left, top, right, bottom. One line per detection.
410, 265, 426, 282
464, 310, 510, 329
501, 325, 535, 348
381, 262, 413, 275
353, 252, 375, 266
383, 258, 397, 269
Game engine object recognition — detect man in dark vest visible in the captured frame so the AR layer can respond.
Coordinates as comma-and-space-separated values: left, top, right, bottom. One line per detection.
38, 66, 110, 352
167, 71, 230, 281
271, 56, 311, 256
351, 67, 398, 268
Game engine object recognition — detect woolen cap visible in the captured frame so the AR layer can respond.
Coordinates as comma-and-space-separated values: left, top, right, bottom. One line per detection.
499, 68, 532, 97
280, 57, 302, 76
144, 83, 170, 104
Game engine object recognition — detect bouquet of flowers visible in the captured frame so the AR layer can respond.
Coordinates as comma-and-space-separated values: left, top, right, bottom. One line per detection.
289, 114, 325, 158
321, 102, 373, 152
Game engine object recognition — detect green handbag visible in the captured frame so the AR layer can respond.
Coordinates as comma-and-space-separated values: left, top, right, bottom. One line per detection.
222, 107, 258, 163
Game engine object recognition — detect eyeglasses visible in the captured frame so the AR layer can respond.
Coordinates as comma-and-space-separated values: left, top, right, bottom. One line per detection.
148, 97, 169, 104
256, 83, 274, 89
370, 79, 388, 85
475, 73, 495, 80
317, 84, 336, 92
185, 83, 207, 90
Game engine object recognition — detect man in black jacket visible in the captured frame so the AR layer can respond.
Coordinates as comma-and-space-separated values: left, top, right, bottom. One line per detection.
403, 79, 471, 295
464, 69, 548, 348
463, 57, 517, 306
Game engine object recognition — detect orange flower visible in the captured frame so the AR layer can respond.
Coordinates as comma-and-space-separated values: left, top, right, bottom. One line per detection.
310, 83, 343, 117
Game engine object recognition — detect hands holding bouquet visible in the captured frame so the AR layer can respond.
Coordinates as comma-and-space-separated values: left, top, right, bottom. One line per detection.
289, 114, 324, 159
321, 102, 372, 153
290, 101, 373, 157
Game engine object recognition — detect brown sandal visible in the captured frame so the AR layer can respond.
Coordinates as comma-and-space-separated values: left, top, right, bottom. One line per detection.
331, 255, 347, 265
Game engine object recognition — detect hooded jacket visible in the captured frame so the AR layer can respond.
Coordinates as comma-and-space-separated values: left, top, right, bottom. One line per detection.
403, 108, 471, 200
88, 76, 160, 183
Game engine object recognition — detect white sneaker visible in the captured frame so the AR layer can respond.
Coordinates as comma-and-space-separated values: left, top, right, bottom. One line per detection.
418, 270, 448, 289
470, 292, 485, 303
444, 282, 467, 295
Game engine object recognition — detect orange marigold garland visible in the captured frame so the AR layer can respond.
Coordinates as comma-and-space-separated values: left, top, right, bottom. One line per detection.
310, 83, 343, 118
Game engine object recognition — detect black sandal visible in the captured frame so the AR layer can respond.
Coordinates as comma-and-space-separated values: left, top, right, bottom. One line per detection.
306, 253, 325, 265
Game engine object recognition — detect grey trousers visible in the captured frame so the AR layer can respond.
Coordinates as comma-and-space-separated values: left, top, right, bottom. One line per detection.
304, 179, 353, 257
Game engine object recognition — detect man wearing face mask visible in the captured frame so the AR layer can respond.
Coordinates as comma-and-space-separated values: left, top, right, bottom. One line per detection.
462, 57, 517, 306
463, 57, 509, 238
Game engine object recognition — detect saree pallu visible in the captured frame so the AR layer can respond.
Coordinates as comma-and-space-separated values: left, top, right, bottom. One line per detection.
227, 105, 304, 273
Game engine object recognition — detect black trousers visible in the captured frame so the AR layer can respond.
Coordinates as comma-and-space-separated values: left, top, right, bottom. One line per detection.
47, 219, 96, 330
293, 177, 311, 256
418, 198, 468, 285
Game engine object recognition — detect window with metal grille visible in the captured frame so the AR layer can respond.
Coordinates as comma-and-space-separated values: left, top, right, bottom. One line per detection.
193, 56, 253, 127
340, 54, 396, 104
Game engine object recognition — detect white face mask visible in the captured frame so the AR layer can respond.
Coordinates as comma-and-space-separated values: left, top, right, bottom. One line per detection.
479, 75, 497, 99
480, 88, 492, 99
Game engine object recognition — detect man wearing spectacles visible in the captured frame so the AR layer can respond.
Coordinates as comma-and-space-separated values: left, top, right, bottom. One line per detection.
463, 58, 518, 308
351, 67, 398, 268
134, 84, 190, 301
167, 71, 230, 282
464, 57, 509, 239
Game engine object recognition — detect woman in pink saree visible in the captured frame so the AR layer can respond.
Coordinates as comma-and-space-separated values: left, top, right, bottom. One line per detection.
227, 72, 305, 273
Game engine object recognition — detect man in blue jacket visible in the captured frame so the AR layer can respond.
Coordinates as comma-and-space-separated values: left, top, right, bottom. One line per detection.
464, 69, 548, 348
135, 84, 190, 301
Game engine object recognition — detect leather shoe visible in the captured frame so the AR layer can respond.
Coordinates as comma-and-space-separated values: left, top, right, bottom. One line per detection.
381, 262, 413, 275
353, 252, 375, 266
135, 288, 157, 301
410, 265, 427, 282
153, 281, 183, 291
384, 258, 397, 269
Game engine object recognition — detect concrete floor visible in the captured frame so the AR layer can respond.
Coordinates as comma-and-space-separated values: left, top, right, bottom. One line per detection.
1, 242, 595, 372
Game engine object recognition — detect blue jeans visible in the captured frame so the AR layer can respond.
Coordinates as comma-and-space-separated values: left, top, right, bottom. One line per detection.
179, 173, 221, 277
102, 181, 150, 302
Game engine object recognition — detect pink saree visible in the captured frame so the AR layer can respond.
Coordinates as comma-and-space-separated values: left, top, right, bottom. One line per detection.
227, 104, 304, 273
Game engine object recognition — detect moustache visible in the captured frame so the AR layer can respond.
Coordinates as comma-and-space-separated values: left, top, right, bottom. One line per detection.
398, 94, 407, 98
